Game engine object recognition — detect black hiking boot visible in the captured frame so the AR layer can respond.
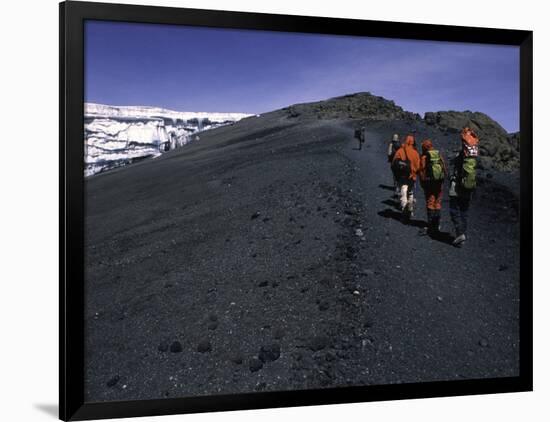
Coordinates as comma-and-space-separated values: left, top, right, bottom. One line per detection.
452, 233, 466, 247
420, 210, 432, 236
429, 211, 441, 236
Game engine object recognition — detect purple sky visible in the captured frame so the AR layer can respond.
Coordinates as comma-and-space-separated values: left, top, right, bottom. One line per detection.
85, 20, 520, 132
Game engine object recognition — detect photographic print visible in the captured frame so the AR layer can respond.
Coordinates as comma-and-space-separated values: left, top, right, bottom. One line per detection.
78, 15, 525, 407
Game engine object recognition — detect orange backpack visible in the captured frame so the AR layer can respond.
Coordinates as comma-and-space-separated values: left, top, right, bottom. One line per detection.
461, 127, 479, 157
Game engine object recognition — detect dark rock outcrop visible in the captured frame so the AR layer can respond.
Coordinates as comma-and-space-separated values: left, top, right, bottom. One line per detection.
283, 94, 518, 172
424, 111, 519, 171
284, 92, 420, 122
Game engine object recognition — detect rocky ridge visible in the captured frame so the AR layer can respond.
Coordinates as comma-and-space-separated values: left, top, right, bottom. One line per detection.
283, 93, 519, 171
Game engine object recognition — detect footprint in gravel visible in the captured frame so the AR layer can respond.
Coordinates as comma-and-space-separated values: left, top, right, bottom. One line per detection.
258, 344, 281, 363
308, 336, 330, 352
274, 328, 285, 339
197, 340, 212, 353
249, 357, 263, 372
170, 341, 183, 353
325, 352, 336, 362
230, 354, 244, 365
106, 375, 120, 387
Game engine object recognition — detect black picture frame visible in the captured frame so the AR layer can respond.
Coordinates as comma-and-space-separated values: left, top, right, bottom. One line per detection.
60, 1, 533, 420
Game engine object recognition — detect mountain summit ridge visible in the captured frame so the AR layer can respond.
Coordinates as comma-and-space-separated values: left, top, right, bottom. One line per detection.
277, 92, 519, 171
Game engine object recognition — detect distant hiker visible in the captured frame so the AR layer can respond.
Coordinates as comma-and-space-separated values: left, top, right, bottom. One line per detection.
354, 126, 366, 150
392, 134, 420, 219
387, 133, 401, 196
419, 139, 447, 235
449, 127, 479, 247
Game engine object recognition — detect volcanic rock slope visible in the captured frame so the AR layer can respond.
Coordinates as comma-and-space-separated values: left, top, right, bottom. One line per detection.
84, 93, 520, 402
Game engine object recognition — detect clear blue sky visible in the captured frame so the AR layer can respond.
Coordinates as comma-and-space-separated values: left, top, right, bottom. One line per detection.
85, 20, 520, 132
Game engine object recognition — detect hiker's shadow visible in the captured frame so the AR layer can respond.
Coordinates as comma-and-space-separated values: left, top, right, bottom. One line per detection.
378, 184, 395, 191
428, 230, 455, 245
381, 199, 400, 208
377, 208, 455, 246
378, 208, 426, 228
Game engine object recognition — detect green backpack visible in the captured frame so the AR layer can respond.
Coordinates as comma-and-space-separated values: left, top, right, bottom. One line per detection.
426, 150, 445, 182
461, 157, 477, 190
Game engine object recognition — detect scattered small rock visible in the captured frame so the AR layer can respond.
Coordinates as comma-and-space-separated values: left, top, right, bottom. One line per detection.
258, 280, 269, 287
251, 211, 261, 220
249, 357, 263, 372
336, 350, 349, 359
197, 340, 212, 353
318, 301, 330, 311
352, 290, 360, 296
437, 296, 443, 302
362, 269, 374, 276
479, 339, 489, 348
258, 343, 281, 363
170, 341, 183, 353
498, 264, 509, 272
106, 375, 120, 387
355, 228, 364, 237
207, 321, 218, 330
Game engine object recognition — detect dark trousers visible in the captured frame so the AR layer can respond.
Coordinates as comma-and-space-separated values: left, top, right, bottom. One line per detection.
449, 192, 472, 236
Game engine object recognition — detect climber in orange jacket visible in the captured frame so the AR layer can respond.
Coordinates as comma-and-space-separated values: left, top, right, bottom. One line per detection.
391, 134, 421, 218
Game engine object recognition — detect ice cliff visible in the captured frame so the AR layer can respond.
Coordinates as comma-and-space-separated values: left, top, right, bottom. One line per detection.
84, 103, 251, 176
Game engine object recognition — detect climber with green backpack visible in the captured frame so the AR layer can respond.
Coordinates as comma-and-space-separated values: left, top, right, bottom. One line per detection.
449, 127, 479, 247
419, 139, 447, 235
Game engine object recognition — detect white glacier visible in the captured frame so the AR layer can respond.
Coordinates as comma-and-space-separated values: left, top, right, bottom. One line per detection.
84, 103, 251, 176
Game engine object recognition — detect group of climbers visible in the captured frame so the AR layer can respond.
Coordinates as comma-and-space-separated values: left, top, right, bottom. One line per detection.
386, 128, 479, 247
